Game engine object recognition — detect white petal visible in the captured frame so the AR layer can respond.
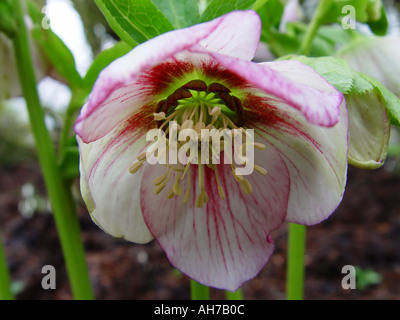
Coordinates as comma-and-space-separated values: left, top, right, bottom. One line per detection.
140, 148, 290, 291
253, 98, 349, 225
78, 117, 154, 243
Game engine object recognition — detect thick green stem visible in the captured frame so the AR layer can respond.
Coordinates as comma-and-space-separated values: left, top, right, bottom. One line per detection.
286, 0, 335, 300
190, 280, 210, 300
12, 0, 93, 299
298, 0, 334, 56
59, 88, 86, 156
286, 223, 306, 300
225, 288, 243, 300
0, 231, 14, 300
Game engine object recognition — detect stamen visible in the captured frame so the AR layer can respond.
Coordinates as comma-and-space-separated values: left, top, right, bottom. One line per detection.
136, 152, 147, 162
240, 178, 253, 194
253, 142, 266, 150
156, 100, 166, 113
172, 166, 185, 172
182, 168, 191, 204
203, 190, 209, 203
213, 166, 225, 200
129, 161, 144, 174
208, 83, 231, 93
154, 181, 167, 194
218, 92, 236, 111
173, 172, 182, 195
195, 191, 205, 208
232, 96, 243, 117
254, 165, 268, 175
181, 119, 194, 130
134, 79, 266, 206
171, 87, 193, 100
166, 188, 175, 199
210, 106, 221, 117
153, 166, 173, 194
182, 79, 208, 91
179, 161, 190, 180
232, 168, 244, 182
153, 174, 167, 186
153, 112, 166, 121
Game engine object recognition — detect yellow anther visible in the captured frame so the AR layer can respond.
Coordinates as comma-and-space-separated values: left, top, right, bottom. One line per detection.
173, 180, 182, 195
132, 84, 266, 204
194, 121, 206, 134
210, 106, 221, 117
181, 119, 194, 130
153, 112, 166, 121
232, 169, 244, 182
136, 152, 147, 162
253, 142, 266, 150
254, 165, 267, 175
153, 181, 167, 195
129, 161, 144, 174
203, 190, 209, 203
195, 191, 204, 208
240, 178, 253, 194
166, 188, 175, 199
153, 174, 167, 186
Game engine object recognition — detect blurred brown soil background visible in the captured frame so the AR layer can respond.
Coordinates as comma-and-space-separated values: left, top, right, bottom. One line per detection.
1, 158, 400, 300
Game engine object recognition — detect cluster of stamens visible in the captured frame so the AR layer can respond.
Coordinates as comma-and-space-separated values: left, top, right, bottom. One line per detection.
129, 79, 268, 208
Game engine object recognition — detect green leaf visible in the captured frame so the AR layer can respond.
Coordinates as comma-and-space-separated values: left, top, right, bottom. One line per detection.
284, 55, 392, 169
289, 56, 355, 94
150, 0, 200, 29
367, 4, 388, 35
317, 25, 354, 46
252, 0, 269, 11
321, 0, 387, 34
94, 0, 174, 46
0, 0, 17, 37
26, 0, 82, 88
200, 0, 257, 22
83, 41, 132, 92
286, 55, 400, 126
257, 0, 284, 32
345, 87, 390, 169
322, 0, 370, 24
265, 30, 300, 57
355, 266, 382, 290
364, 73, 400, 127
59, 146, 80, 180
31, 26, 82, 88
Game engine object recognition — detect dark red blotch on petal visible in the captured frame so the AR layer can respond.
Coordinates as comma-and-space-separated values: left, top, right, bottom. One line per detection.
136, 58, 195, 96
201, 60, 248, 89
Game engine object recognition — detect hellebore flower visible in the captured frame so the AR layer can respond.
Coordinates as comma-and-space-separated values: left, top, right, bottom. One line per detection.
279, 0, 305, 33
337, 36, 399, 168
75, 11, 348, 291
338, 36, 400, 98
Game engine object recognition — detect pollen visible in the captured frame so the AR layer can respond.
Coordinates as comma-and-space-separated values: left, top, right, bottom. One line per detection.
129, 79, 268, 207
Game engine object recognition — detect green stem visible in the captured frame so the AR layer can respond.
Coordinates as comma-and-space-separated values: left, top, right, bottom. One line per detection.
190, 280, 210, 300
0, 231, 14, 300
286, 223, 306, 300
225, 288, 243, 300
59, 88, 87, 156
298, 0, 334, 56
12, 0, 93, 300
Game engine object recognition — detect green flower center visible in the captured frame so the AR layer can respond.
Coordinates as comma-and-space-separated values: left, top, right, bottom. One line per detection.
155, 79, 244, 130
130, 79, 267, 208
